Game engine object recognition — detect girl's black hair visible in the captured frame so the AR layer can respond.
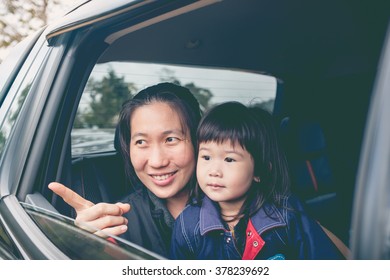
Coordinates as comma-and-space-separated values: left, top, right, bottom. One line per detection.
196, 101, 290, 219
117, 82, 202, 192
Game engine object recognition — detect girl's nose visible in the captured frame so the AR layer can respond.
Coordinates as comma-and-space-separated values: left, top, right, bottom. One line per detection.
209, 167, 222, 177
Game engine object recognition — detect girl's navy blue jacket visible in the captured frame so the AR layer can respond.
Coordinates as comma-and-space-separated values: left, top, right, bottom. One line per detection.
170, 195, 344, 260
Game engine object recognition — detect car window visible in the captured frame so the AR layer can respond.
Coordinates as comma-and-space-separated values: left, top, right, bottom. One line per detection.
21, 202, 163, 260
0, 29, 43, 104
71, 62, 276, 156
0, 41, 47, 161
0, 221, 20, 259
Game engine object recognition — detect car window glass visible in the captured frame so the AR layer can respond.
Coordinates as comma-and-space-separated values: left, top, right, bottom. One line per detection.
0, 29, 43, 104
0, 221, 20, 259
21, 202, 162, 260
0, 44, 47, 160
72, 62, 276, 156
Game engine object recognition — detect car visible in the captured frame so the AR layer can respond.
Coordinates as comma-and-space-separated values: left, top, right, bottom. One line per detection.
0, 0, 389, 260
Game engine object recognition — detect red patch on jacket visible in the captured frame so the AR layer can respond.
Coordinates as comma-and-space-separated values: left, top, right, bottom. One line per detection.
242, 219, 265, 260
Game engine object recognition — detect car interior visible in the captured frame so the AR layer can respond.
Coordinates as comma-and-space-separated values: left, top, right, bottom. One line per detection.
27, 0, 388, 255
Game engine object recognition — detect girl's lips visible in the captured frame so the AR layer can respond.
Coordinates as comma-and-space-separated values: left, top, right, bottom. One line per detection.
150, 171, 177, 186
207, 183, 225, 189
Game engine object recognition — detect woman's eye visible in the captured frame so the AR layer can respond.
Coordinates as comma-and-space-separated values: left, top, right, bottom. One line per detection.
225, 157, 236, 163
165, 137, 180, 144
135, 139, 146, 146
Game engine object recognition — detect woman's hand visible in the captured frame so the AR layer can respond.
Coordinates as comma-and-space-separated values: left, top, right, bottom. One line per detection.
48, 182, 130, 237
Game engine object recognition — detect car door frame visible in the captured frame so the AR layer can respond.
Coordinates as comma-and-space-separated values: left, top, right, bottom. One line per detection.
350, 25, 390, 259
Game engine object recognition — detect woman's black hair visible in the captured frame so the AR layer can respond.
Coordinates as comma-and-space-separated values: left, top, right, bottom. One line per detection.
117, 82, 202, 192
196, 101, 290, 219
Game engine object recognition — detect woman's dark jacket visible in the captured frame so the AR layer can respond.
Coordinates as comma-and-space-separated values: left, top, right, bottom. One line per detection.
120, 188, 174, 258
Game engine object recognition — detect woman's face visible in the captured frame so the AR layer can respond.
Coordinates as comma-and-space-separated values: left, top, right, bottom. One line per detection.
129, 102, 195, 200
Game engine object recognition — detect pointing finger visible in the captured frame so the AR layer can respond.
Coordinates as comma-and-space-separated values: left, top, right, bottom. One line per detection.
49, 182, 94, 211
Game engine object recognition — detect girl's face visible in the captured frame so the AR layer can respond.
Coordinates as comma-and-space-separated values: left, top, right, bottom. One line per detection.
129, 102, 195, 201
197, 140, 257, 210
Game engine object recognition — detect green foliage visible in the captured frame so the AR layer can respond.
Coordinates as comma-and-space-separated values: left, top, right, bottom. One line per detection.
0, 0, 78, 62
9, 84, 31, 123
251, 99, 275, 113
183, 82, 213, 111
75, 67, 216, 128
75, 69, 136, 128
0, 130, 6, 155
0, 83, 31, 156
159, 67, 213, 110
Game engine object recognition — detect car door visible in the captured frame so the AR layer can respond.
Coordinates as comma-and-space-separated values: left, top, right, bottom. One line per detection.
0, 0, 199, 259
349, 26, 390, 259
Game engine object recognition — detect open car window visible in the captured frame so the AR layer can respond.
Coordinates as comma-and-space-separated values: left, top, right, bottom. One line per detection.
71, 62, 277, 156
21, 202, 164, 260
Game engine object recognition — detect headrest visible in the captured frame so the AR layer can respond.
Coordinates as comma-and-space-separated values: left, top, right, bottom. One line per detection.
280, 116, 333, 197
280, 117, 326, 155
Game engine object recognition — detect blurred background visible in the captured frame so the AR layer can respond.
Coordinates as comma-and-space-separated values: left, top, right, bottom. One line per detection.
0, 0, 81, 63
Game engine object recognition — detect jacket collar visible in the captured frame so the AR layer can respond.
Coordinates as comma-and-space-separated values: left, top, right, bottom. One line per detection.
199, 196, 286, 236
147, 189, 174, 229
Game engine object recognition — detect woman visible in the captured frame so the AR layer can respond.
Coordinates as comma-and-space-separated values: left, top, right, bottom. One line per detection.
49, 82, 202, 258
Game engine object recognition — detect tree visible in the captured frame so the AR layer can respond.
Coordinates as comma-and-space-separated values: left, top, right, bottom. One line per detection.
183, 82, 213, 110
75, 69, 136, 128
0, 130, 6, 155
0, 0, 78, 62
159, 67, 213, 110
0, 83, 31, 153
252, 99, 275, 113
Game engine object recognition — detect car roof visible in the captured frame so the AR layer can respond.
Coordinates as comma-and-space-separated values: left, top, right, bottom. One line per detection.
46, 0, 389, 82
46, 0, 144, 39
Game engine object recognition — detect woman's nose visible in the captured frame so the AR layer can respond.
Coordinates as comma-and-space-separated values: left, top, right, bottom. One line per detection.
148, 145, 169, 168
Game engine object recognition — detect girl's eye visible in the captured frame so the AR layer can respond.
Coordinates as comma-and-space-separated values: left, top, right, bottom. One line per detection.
225, 157, 236, 163
201, 155, 210, 161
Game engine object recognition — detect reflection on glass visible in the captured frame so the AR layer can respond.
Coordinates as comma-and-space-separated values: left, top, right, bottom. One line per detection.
0, 220, 20, 259
0, 84, 31, 158
22, 202, 163, 260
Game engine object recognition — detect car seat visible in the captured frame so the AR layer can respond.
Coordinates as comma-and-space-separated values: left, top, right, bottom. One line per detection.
279, 116, 342, 236
63, 128, 131, 218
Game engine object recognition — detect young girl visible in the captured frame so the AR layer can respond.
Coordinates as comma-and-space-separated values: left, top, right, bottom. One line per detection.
170, 101, 344, 260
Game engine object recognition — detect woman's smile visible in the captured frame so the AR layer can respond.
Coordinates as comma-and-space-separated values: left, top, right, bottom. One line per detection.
150, 171, 178, 186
